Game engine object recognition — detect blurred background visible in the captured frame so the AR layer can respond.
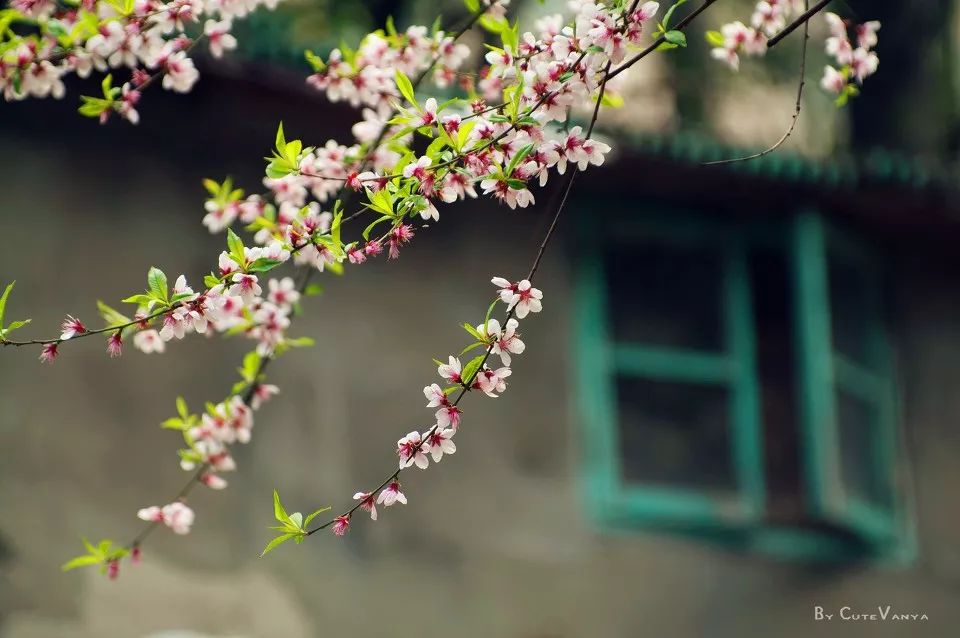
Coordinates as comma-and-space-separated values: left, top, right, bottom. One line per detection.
1, 0, 960, 636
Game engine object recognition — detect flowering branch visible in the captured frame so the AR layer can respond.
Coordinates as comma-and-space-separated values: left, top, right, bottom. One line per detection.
1, 0, 280, 123
707, 0, 879, 106
702, 0, 809, 166
5, 0, 884, 576
58, 0, 505, 577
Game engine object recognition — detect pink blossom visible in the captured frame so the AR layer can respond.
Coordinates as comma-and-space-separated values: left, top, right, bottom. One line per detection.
39, 342, 58, 363
438, 356, 463, 384
267, 277, 300, 309
107, 333, 123, 358
377, 480, 407, 507
476, 366, 512, 398
251, 383, 279, 410
491, 277, 543, 318
137, 501, 195, 534
424, 426, 457, 462
479, 317, 526, 366
60, 315, 86, 340
332, 515, 351, 536
397, 431, 429, 469
820, 66, 846, 94
353, 491, 378, 520
133, 329, 165, 354
200, 472, 228, 490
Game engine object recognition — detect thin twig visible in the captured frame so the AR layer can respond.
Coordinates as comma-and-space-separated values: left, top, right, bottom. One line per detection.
767, 0, 831, 49
702, 0, 810, 166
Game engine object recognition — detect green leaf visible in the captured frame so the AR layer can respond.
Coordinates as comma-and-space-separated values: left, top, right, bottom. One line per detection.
461, 354, 486, 385
600, 92, 625, 108
260, 533, 294, 557
705, 30, 725, 47
161, 417, 186, 430
82, 537, 97, 555
662, 0, 687, 29
96, 300, 131, 327
176, 396, 189, 419
288, 512, 303, 529
505, 142, 535, 177
284, 139, 302, 165
463, 322, 486, 341
61, 554, 103, 571
663, 30, 687, 47
460, 341, 486, 356
0, 281, 14, 328
78, 95, 113, 118
304, 50, 325, 72
0, 319, 30, 338
394, 69, 416, 107
275, 122, 286, 152
120, 293, 154, 306
304, 283, 324, 297
273, 490, 290, 524
146, 267, 168, 303
483, 298, 499, 328
304, 506, 332, 526
246, 258, 282, 273
241, 351, 261, 381
362, 214, 393, 240
464, 0, 480, 12
100, 73, 114, 97
479, 14, 508, 34
284, 336, 315, 348
226, 228, 245, 264
501, 20, 520, 53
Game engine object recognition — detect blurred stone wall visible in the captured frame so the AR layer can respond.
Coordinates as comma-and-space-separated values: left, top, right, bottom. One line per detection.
0, 71, 958, 638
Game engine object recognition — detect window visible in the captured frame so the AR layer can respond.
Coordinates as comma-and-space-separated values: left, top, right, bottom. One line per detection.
576, 210, 913, 562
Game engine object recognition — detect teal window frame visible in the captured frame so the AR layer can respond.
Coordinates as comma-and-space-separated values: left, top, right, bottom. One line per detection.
576, 208, 913, 562
576, 217, 765, 532
792, 212, 904, 552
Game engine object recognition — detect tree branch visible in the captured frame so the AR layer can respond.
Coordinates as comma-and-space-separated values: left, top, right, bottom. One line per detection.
702, 0, 810, 166
766, 0, 831, 49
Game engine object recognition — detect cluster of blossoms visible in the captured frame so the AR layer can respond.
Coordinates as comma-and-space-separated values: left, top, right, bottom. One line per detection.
137, 501, 195, 535
203, 0, 646, 263
38, 0, 654, 572
38, 236, 302, 363
818, 12, 880, 104
133, 353, 278, 550
1, 0, 281, 122
326, 275, 543, 538
709, 0, 806, 70
305, 19, 473, 114
709, 3, 880, 103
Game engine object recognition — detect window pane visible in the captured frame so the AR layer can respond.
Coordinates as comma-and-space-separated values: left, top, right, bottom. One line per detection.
749, 250, 805, 522
615, 376, 735, 490
828, 255, 875, 365
837, 389, 890, 509
604, 242, 723, 350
